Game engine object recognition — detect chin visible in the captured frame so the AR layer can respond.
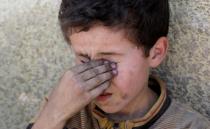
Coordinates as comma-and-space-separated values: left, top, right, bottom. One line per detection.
95, 103, 122, 114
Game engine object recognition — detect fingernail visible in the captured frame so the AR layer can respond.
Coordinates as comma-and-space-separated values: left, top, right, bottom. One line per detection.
112, 69, 118, 75
111, 63, 117, 69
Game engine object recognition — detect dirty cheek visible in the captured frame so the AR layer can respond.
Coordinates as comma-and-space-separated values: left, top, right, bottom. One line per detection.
114, 66, 135, 100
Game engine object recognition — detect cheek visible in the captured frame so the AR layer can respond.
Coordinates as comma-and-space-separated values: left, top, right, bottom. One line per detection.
112, 59, 148, 99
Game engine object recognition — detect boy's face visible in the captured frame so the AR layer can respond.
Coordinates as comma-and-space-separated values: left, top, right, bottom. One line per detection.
69, 25, 152, 114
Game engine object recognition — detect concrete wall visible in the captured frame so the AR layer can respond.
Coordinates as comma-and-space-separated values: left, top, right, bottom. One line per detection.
0, 0, 209, 128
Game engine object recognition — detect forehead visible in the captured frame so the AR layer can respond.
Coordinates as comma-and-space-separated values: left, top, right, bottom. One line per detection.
69, 25, 136, 55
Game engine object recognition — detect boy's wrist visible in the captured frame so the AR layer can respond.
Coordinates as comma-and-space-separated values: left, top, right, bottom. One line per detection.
32, 107, 67, 129
29, 123, 68, 129
32, 117, 66, 129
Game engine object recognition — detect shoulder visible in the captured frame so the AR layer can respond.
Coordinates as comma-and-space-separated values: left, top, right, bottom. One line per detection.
152, 99, 210, 129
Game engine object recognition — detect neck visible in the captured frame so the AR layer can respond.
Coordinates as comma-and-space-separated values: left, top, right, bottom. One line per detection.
107, 86, 158, 121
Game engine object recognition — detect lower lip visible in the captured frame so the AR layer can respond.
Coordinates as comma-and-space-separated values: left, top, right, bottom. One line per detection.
96, 94, 112, 101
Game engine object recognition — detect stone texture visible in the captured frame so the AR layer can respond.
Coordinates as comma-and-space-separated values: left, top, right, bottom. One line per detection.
0, 0, 74, 129
0, 0, 209, 129
154, 0, 210, 119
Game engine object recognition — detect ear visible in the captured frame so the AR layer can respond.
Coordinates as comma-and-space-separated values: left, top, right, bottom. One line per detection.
148, 37, 168, 68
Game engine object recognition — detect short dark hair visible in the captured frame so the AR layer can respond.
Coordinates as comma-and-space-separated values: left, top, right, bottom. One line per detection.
58, 0, 169, 56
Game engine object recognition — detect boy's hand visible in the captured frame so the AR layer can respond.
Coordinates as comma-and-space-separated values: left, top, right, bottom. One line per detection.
32, 60, 117, 129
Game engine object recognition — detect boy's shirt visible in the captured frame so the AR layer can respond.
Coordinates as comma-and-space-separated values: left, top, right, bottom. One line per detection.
27, 76, 210, 129
91, 76, 170, 129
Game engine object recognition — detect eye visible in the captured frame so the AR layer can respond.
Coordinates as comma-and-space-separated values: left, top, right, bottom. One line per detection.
101, 58, 118, 64
79, 59, 87, 64
79, 56, 90, 63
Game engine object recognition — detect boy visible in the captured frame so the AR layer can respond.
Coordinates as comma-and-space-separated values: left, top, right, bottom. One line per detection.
27, 0, 210, 129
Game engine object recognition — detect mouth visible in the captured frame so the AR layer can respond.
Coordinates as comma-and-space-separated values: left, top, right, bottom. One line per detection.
96, 92, 112, 101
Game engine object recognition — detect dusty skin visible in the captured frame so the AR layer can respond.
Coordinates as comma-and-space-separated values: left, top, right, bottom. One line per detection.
32, 60, 117, 129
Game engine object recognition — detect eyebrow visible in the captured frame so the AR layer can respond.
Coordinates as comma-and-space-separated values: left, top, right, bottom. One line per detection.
98, 52, 123, 56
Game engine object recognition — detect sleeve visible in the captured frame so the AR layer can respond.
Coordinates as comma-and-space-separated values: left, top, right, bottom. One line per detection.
26, 123, 69, 129
26, 123, 33, 129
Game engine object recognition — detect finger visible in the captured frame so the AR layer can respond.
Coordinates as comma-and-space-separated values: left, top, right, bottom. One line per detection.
79, 63, 114, 81
84, 72, 113, 91
89, 81, 110, 99
71, 60, 104, 74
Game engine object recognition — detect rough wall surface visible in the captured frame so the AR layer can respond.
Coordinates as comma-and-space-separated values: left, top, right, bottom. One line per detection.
0, 0, 209, 129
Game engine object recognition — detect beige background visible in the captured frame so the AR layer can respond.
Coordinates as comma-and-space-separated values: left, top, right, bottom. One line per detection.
0, 0, 209, 129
